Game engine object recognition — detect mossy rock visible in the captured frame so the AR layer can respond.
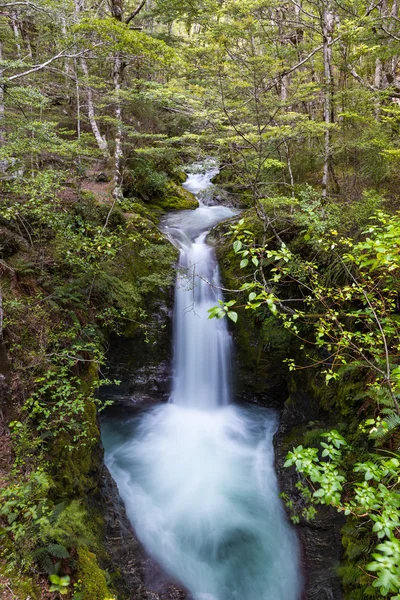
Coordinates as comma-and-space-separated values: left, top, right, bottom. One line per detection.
49, 363, 103, 499
76, 547, 113, 600
0, 562, 41, 599
49, 399, 102, 499
170, 169, 187, 184
151, 181, 198, 210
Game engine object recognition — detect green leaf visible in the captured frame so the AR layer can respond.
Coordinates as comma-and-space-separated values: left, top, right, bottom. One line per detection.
233, 240, 243, 253
227, 311, 238, 323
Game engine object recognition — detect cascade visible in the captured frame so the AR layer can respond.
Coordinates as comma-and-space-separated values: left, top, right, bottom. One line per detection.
102, 164, 302, 600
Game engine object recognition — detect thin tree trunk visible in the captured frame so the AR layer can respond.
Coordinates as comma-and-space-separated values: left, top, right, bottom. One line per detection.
321, 2, 335, 197
109, 0, 147, 197
21, 19, 33, 58
281, 74, 289, 101
0, 41, 7, 175
74, 58, 81, 140
110, 0, 124, 198
74, 0, 109, 159
0, 42, 4, 141
61, 16, 71, 79
80, 57, 110, 158
112, 55, 123, 198
11, 12, 22, 58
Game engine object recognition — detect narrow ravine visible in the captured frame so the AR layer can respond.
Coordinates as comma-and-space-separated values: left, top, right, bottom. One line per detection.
101, 166, 302, 600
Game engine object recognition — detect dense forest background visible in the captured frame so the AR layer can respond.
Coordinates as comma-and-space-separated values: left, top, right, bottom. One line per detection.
0, 0, 400, 598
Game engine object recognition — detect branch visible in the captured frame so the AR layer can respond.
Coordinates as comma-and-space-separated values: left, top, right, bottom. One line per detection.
125, 0, 146, 24
6, 46, 100, 82
258, 37, 340, 97
345, 61, 400, 98
289, 0, 319, 20
281, 38, 339, 79
380, 24, 400, 41
0, 1, 48, 11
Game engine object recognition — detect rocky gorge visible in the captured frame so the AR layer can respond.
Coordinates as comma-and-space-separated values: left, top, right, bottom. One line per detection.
96, 166, 345, 600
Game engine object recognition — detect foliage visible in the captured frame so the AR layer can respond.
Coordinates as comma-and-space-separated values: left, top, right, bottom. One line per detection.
214, 201, 400, 596
285, 432, 400, 597
1, 0, 400, 597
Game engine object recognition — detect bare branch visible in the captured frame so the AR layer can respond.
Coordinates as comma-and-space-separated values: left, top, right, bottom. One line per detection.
0, 1, 48, 12
6, 46, 101, 82
125, 0, 146, 24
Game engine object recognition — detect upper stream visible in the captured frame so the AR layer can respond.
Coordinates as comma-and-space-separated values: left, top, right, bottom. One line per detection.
101, 165, 302, 600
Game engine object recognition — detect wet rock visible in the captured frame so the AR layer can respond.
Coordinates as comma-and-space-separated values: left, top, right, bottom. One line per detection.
101, 465, 190, 600
99, 290, 174, 409
101, 465, 148, 599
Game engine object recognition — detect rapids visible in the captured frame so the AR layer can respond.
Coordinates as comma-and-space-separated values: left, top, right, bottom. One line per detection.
101, 164, 302, 600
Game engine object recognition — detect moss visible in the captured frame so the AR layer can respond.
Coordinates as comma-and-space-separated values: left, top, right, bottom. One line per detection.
76, 547, 113, 600
118, 198, 160, 222
80, 190, 97, 202
0, 562, 41, 599
152, 181, 198, 210
97, 204, 126, 229
49, 364, 102, 500
171, 169, 187, 184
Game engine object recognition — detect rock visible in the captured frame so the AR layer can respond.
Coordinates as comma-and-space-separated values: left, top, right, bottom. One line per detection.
154, 182, 198, 211
95, 171, 110, 183
101, 465, 190, 600
101, 465, 148, 599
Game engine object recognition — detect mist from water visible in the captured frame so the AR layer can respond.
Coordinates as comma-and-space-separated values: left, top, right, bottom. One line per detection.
102, 164, 302, 600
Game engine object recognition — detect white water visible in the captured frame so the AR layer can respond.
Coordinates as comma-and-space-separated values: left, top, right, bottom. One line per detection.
102, 166, 302, 599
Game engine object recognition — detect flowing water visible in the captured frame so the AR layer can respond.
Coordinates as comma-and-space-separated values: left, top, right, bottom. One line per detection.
102, 165, 302, 600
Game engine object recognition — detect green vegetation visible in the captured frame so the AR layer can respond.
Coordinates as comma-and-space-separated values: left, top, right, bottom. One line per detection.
1, 0, 400, 598
213, 199, 400, 596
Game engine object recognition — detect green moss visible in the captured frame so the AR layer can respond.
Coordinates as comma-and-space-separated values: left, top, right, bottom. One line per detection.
152, 181, 198, 210
171, 169, 187, 184
118, 198, 160, 222
80, 190, 97, 202
49, 363, 102, 499
76, 547, 112, 600
0, 562, 41, 600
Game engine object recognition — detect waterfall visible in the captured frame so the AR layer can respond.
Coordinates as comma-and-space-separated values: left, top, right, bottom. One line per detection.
102, 165, 302, 600
171, 232, 232, 408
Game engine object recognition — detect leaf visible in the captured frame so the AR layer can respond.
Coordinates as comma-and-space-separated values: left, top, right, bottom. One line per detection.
47, 544, 69, 559
240, 258, 249, 268
233, 240, 243, 253
227, 311, 238, 323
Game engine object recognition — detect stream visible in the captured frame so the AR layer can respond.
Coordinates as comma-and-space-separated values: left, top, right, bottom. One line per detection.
101, 165, 302, 600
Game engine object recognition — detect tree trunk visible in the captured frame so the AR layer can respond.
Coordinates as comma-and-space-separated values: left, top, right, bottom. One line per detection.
0, 41, 7, 174
0, 41, 4, 141
110, 0, 125, 198
321, 2, 335, 197
80, 57, 110, 158
11, 12, 22, 59
112, 55, 124, 198
74, 0, 110, 159
21, 19, 33, 59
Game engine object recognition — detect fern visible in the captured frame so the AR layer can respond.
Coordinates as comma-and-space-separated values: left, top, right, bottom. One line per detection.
370, 411, 400, 444
32, 543, 69, 574
338, 563, 362, 586
32, 547, 54, 574
47, 543, 69, 559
